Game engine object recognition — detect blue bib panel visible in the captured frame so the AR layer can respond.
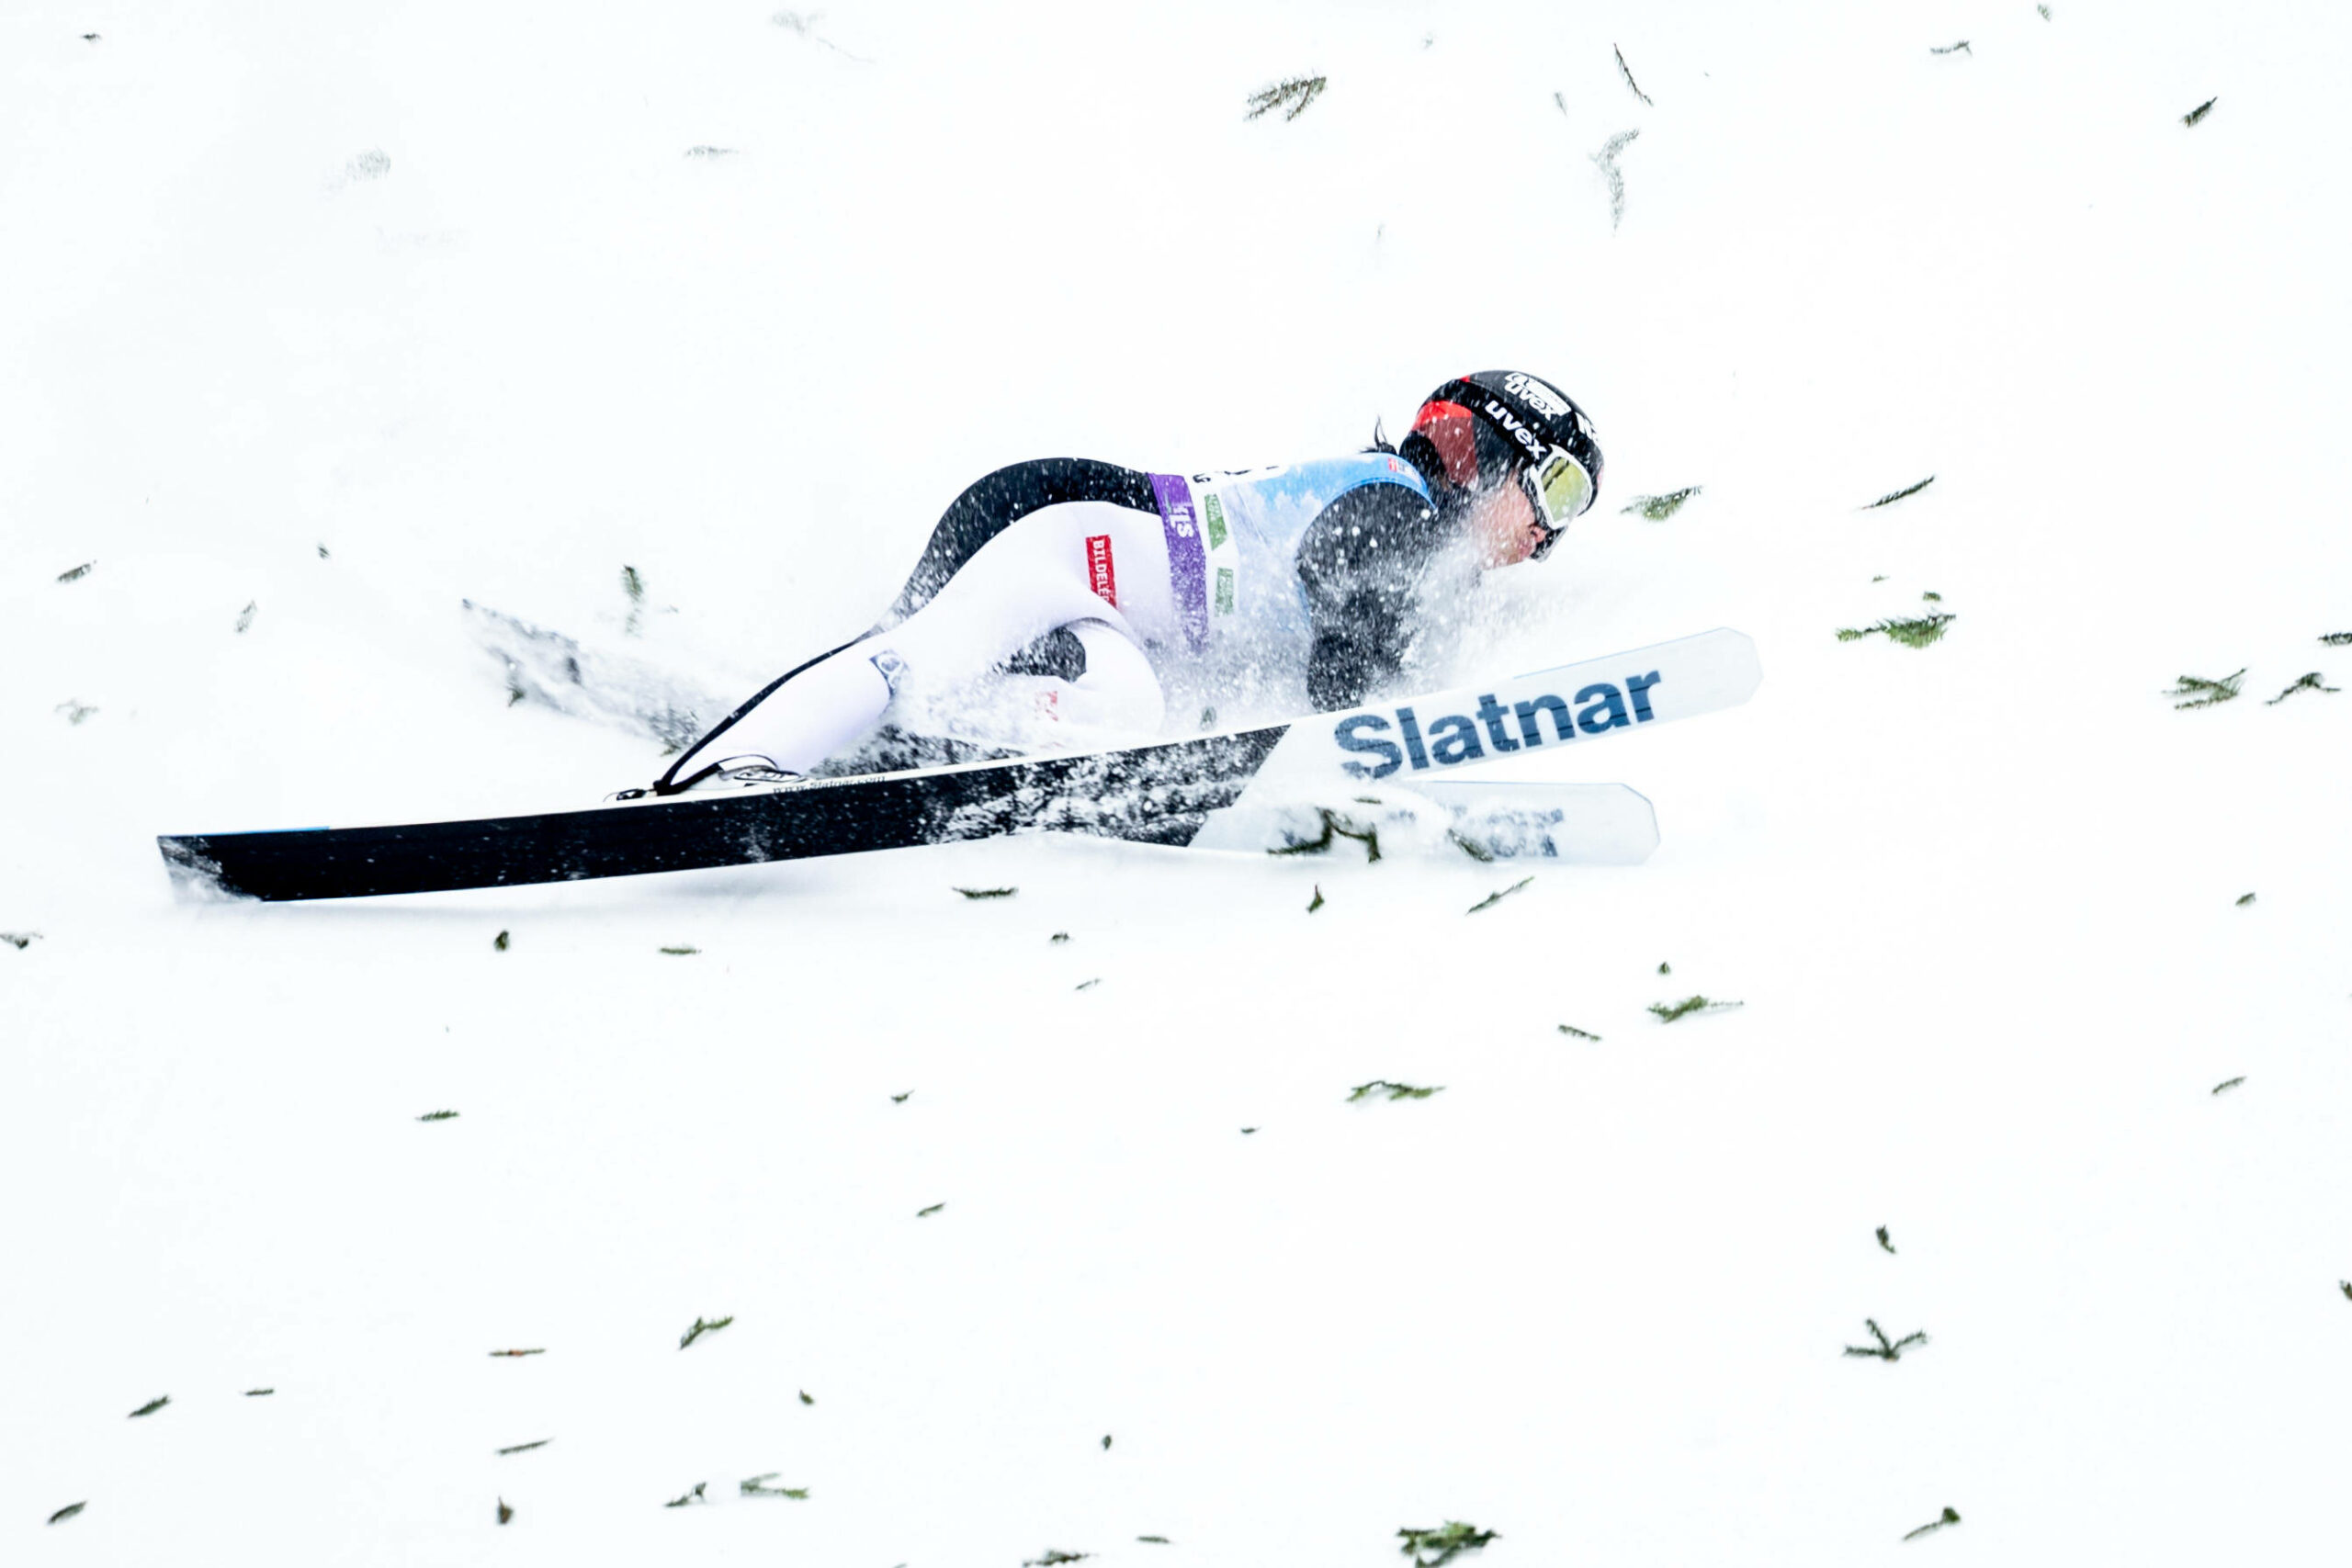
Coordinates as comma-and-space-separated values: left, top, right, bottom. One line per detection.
1157, 453, 1431, 651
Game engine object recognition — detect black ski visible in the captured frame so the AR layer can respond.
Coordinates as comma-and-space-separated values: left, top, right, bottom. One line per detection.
159, 728, 1288, 902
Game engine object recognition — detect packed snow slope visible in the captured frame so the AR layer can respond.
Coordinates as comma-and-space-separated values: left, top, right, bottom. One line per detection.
6, 1, 2350, 1562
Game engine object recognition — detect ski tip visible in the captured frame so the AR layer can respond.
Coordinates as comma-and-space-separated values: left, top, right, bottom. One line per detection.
156, 837, 255, 903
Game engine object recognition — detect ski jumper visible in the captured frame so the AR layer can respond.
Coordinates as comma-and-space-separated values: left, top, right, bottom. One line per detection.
661, 452, 1456, 788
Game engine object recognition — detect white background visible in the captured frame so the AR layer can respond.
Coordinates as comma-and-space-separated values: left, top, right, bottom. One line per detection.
5, 1, 2349, 1562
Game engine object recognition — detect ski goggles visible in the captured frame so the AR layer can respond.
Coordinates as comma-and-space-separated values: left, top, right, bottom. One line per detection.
1519, 445, 1595, 560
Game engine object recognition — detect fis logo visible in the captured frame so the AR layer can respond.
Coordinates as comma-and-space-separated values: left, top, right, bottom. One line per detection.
1332, 672, 1664, 778
1501, 373, 1569, 420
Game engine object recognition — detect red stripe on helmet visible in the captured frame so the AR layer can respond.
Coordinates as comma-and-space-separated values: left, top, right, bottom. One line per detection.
1410, 399, 1481, 487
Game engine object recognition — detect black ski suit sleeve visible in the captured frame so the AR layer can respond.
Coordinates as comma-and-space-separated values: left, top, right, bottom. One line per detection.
1293, 481, 1453, 712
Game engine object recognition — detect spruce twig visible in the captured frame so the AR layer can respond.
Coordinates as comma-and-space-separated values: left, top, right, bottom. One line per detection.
489, 1348, 546, 1358
659, 944, 700, 955
1023, 1551, 1092, 1566
1558, 1024, 1600, 1041
2, 931, 41, 950
1307, 884, 1326, 913
1860, 476, 1934, 509
621, 565, 646, 637
1843, 1317, 1928, 1361
1592, 130, 1640, 230
1466, 876, 1533, 914
917, 1201, 945, 1217
1622, 487, 1701, 520
2182, 96, 2216, 128
740, 1473, 810, 1498
49, 1502, 86, 1525
678, 1314, 733, 1349
1650, 995, 1743, 1023
498, 1498, 514, 1525
418, 1110, 459, 1122
2235, 892, 2255, 907
2265, 671, 2338, 705
955, 886, 1018, 898
234, 601, 257, 634
663, 1483, 707, 1508
129, 1395, 170, 1417
1903, 1507, 1962, 1541
1245, 76, 1327, 122
2164, 670, 2244, 708
1397, 1520, 1500, 1565
57, 561, 95, 582
1613, 44, 1653, 106
1837, 613, 1955, 649
1876, 1226, 1896, 1254
2320, 632, 2352, 646
1270, 807, 1381, 862
1348, 1079, 1442, 1102
497, 1438, 552, 1455
1929, 39, 1972, 54
2211, 1076, 2245, 1095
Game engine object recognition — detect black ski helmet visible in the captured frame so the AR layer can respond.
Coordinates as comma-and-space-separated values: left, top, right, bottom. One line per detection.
1401, 370, 1602, 558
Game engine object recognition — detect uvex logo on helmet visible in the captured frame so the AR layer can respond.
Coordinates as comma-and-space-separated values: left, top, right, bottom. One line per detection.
1501, 373, 1569, 420
1482, 400, 1551, 463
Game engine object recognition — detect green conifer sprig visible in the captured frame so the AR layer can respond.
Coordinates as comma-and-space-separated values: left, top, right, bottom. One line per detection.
1558, 1024, 1600, 1041
1861, 476, 1934, 509
1271, 808, 1382, 862
1397, 1520, 1500, 1565
1903, 1507, 1962, 1540
1245, 76, 1327, 121
955, 886, 1018, 898
1348, 1079, 1442, 1102
1622, 487, 1700, 520
2183, 97, 2216, 127
2266, 672, 2338, 705
2165, 670, 2244, 708
1843, 1318, 1928, 1360
663, 1482, 707, 1508
1837, 613, 1954, 649
1650, 996, 1743, 1022
678, 1314, 733, 1349
1466, 876, 1533, 914
740, 1473, 810, 1498
1613, 44, 1652, 106
129, 1395, 169, 1417
621, 565, 646, 636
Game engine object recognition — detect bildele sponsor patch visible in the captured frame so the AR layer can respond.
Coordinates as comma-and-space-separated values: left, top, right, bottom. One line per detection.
1085, 535, 1117, 605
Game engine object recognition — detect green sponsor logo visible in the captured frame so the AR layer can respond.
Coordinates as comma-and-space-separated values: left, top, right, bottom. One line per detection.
1203, 492, 1228, 549
1214, 567, 1236, 615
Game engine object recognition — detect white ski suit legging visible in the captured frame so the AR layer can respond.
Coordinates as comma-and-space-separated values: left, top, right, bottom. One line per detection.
685, 462, 1179, 777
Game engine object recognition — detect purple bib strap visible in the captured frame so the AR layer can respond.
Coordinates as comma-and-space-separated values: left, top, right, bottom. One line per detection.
1148, 472, 1210, 653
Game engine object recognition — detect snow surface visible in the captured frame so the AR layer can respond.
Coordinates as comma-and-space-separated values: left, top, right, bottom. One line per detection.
6, 1, 2351, 1562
